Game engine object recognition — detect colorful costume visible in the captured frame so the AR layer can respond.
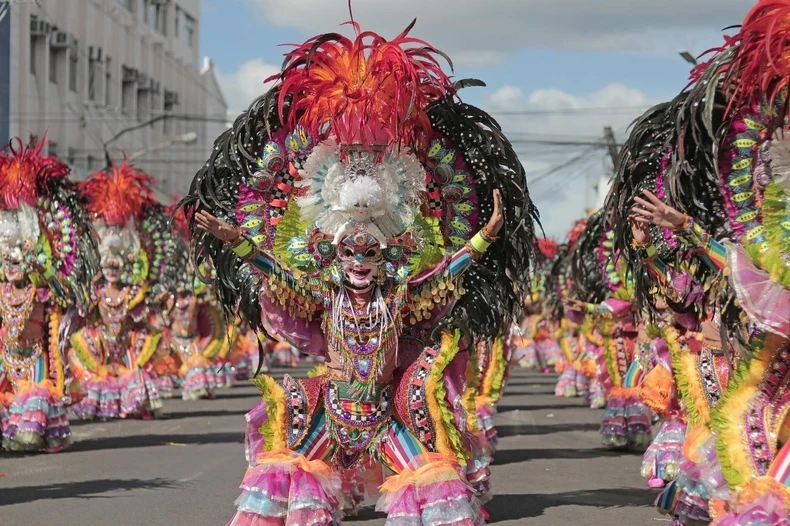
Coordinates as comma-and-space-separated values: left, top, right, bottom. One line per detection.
184, 17, 537, 525
0, 137, 98, 452
68, 163, 172, 420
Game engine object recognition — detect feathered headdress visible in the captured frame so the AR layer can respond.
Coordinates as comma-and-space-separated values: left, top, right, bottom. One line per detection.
184, 18, 539, 341
0, 136, 69, 210
80, 161, 156, 225
273, 19, 453, 147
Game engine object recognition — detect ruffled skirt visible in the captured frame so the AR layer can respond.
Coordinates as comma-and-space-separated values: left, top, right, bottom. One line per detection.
600, 388, 653, 450
2, 382, 72, 452
181, 364, 220, 400
641, 415, 685, 484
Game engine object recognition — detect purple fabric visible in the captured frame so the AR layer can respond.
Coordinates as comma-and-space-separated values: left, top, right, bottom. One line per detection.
602, 298, 633, 318
260, 293, 326, 355
564, 307, 585, 325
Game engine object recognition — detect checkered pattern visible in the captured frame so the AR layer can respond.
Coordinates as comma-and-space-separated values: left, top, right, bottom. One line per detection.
698, 352, 721, 406
284, 375, 309, 448
408, 348, 439, 449
426, 180, 443, 212
269, 171, 297, 220
325, 383, 392, 426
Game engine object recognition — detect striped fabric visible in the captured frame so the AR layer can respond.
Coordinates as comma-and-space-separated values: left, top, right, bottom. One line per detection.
294, 410, 334, 461
381, 419, 430, 473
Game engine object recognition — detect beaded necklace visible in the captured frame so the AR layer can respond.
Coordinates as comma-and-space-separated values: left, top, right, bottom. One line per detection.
98, 285, 131, 343
0, 283, 36, 344
325, 284, 401, 390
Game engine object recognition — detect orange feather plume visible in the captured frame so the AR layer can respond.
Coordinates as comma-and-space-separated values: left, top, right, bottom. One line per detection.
0, 136, 69, 210
79, 161, 156, 226
272, 20, 453, 147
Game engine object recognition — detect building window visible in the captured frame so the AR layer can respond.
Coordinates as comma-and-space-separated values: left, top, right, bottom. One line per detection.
116, 0, 132, 10
69, 51, 78, 92
185, 14, 194, 47
30, 36, 36, 75
88, 62, 97, 101
49, 51, 58, 84
174, 6, 180, 37
105, 57, 112, 106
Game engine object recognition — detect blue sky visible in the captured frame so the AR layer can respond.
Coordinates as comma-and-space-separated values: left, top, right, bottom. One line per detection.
200, 0, 749, 237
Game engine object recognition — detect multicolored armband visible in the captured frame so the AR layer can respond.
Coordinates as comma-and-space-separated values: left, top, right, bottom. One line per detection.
231, 236, 256, 260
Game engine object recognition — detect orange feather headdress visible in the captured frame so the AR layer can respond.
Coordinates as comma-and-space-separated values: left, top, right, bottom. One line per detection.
271, 20, 453, 147
0, 136, 70, 210
79, 161, 156, 226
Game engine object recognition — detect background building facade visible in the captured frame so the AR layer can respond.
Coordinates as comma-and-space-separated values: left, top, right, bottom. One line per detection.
1, 0, 227, 198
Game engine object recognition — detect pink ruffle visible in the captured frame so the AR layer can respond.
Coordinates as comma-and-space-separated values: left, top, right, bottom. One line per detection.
377, 460, 483, 526
714, 492, 789, 526
244, 402, 268, 467
726, 241, 790, 336
228, 454, 342, 526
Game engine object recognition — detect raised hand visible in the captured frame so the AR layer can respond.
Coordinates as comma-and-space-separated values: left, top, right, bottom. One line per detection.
631, 190, 687, 231
629, 213, 650, 246
195, 211, 241, 244
483, 189, 505, 239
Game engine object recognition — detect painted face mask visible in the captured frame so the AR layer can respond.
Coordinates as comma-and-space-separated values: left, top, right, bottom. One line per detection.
338, 228, 383, 289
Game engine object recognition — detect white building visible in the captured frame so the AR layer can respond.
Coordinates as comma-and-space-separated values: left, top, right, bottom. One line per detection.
1, 0, 227, 199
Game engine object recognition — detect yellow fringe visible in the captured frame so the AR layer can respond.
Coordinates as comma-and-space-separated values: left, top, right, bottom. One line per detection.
70, 330, 100, 375
251, 375, 288, 452
711, 344, 773, 490
135, 331, 163, 368
425, 329, 467, 464
463, 341, 483, 434
128, 284, 149, 310
48, 308, 65, 396
307, 363, 328, 378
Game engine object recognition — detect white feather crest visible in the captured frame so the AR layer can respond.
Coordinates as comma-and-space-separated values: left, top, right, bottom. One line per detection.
0, 204, 41, 252
94, 219, 141, 263
295, 138, 426, 241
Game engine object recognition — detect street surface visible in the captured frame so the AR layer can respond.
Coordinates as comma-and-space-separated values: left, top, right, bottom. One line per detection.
0, 366, 661, 525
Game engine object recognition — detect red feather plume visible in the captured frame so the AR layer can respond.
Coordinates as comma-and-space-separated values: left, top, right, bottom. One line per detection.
567, 218, 588, 246
723, 0, 790, 116
167, 200, 190, 239
0, 136, 70, 210
79, 161, 156, 226
271, 20, 454, 147
537, 238, 559, 259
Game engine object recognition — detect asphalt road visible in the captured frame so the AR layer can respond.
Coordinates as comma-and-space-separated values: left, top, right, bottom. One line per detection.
0, 366, 661, 525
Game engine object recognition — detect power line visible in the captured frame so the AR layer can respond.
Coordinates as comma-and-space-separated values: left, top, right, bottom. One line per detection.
528, 145, 602, 184
489, 106, 650, 116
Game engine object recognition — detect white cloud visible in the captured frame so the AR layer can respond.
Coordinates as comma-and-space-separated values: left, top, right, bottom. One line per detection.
248, 0, 746, 65
216, 58, 280, 115
484, 83, 656, 237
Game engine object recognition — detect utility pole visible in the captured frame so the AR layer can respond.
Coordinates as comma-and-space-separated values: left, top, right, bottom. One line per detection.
603, 126, 619, 172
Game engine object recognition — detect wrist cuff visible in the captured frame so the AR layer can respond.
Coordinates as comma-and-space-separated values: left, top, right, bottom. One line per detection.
231, 237, 255, 260
470, 232, 493, 254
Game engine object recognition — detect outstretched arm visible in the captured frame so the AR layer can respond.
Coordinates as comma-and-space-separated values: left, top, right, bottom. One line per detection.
631, 190, 726, 272
411, 190, 505, 292
195, 211, 325, 315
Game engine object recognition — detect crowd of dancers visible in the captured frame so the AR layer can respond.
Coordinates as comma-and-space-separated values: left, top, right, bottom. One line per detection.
508, 2, 790, 524
5, 1, 790, 525
0, 144, 290, 452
